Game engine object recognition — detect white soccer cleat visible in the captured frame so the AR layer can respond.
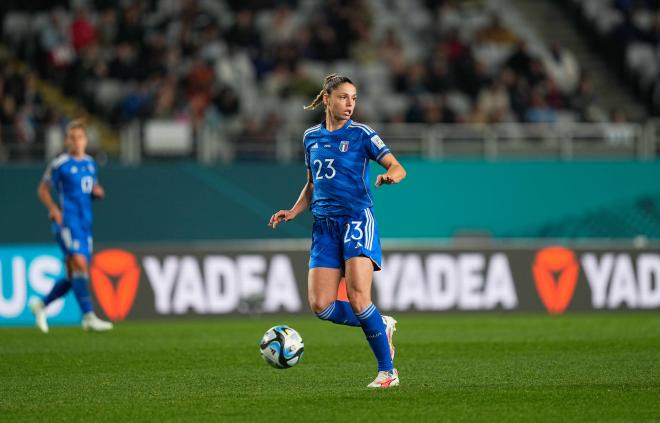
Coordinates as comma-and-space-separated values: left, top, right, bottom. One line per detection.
81, 312, 113, 332
29, 297, 49, 334
382, 315, 397, 361
367, 369, 399, 389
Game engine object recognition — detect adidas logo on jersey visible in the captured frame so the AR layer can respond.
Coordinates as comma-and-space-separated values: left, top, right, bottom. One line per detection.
311, 143, 318, 149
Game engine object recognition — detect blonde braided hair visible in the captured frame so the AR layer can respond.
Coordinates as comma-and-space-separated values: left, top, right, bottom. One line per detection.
304, 73, 354, 110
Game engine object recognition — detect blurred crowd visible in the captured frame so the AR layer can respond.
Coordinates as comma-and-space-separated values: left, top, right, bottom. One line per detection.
0, 58, 55, 157
1, 0, 628, 144
563, 0, 660, 115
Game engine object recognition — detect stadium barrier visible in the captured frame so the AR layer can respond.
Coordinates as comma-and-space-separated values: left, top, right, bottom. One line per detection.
2, 241, 659, 326
122, 121, 660, 164
2, 121, 658, 164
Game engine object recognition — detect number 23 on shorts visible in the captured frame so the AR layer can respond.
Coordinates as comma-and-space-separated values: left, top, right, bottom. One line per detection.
344, 221, 363, 243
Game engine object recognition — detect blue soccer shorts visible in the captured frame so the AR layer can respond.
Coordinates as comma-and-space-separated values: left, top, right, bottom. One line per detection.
53, 222, 93, 263
309, 208, 382, 271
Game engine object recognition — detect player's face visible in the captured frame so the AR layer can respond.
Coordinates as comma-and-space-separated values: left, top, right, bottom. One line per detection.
67, 128, 88, 156
325, 83, 357, 122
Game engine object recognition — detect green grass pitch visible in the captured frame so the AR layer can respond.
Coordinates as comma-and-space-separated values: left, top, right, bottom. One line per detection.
1, 313, 659, 422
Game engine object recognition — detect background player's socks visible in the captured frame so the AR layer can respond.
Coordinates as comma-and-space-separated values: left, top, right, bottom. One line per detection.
43, 278, 72, 306
316, 300, 360, 326
356, 303, 394, 372
71, 272, 93, 314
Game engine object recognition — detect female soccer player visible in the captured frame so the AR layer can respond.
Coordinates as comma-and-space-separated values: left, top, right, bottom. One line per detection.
29, 119, 113, 333
269, 74, 406, 388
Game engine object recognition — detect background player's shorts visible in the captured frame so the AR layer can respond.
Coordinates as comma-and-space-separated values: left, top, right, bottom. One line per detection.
309, 208, 382, 271
52, 223, 93, 262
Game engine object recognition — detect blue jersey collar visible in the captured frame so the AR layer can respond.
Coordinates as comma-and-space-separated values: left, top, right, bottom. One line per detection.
321, 118, 352, 134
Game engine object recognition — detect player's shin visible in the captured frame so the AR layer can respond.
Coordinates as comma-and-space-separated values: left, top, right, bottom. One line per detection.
315, 300, 361, 326
43, 278, 72, 306
71, 272, 93, 314
356, 303, 393, 371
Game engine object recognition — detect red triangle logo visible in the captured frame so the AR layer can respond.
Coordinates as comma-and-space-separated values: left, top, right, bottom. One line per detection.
532, 247, 579, 314
90, 249, 140, 321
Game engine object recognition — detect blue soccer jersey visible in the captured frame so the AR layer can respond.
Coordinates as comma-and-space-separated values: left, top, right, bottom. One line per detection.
303, 119, 390, 218
43, 153, 97, 231
42, 153, 98, 262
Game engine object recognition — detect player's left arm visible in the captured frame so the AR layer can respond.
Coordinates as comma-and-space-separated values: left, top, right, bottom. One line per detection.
375, 153, 406, 188
92, 182, 105, 200
91, 162, 105, 200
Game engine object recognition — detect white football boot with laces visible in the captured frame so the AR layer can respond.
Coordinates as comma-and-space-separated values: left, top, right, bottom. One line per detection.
29, 298, 49, 334
367, 369, 399, 389
82, 312, 113, 332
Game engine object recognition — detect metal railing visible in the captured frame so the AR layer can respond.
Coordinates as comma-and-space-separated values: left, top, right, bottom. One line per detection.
1, 121, 658, 164
190, 121, 659, 164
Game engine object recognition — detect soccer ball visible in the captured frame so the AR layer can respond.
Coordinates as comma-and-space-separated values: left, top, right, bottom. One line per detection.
260, 325, 304, 369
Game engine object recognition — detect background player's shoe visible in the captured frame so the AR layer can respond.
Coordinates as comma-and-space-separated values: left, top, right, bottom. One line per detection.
382, 315, 397, 361
367, 369, 399, 388
28, 298, 49, 333
82, 312, 113, 332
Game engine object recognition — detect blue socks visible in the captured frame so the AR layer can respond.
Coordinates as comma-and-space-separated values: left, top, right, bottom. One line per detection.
356, 303, 393, 372
71, 272, 93, 314
43, 278, 72, 306
315, 300, 393, 372
315, 300, 360, 327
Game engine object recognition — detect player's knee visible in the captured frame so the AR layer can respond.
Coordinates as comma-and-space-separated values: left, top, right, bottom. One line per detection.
70, 255, 88, 273
347, 291, 371, 314
309, 297, 334, 315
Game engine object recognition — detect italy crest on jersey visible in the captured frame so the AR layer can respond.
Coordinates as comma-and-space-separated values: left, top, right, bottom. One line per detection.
339, 140, 349, 152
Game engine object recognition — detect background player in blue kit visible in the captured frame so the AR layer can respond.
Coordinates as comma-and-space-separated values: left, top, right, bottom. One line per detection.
29, 119, 113, 333
269, 74, 406, 388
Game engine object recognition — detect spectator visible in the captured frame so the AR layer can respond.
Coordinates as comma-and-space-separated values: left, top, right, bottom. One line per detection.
213, 85, 240, 117
543, 43, 580, 95
225, 9, 262, 55
605, 108, 635, 145
476, 14, 519, 45
96, 8, 117, 48
379, 28, 404, 68
571, 75, 600, 121
506, 41, 533, 82
526, 89, 556, 123
118, 82, 153, 122
40, 9, 75, 84
70, 7, 97, 52
476, 79, 512, 123
426, 58, 453, 94
116, 4, 144, 45
108, 42, 141, 80
152, 77, 178, 119
544, 78, 565, 110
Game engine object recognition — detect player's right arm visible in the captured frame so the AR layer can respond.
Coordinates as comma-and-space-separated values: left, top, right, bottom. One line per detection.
268, 169, 313, 229
37, 179, 62, 225
38, 161, 63, 225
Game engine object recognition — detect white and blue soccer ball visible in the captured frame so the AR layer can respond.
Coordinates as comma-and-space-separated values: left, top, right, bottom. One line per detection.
260, 325, 304, 369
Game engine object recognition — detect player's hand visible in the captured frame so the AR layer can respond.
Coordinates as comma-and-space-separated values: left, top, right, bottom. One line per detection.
375, 174, 396, 188
268, 210, 296, 229
92, 184, 105, 200
49, 207, 63, 225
